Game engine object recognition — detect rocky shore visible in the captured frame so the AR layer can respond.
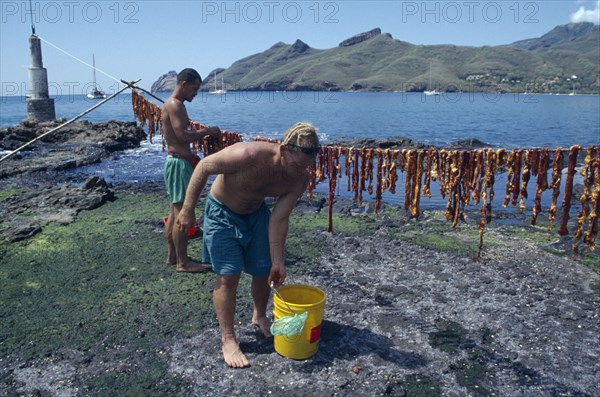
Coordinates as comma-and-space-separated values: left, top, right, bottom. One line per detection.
0, 120, 146, 179
0, 122, 598, 397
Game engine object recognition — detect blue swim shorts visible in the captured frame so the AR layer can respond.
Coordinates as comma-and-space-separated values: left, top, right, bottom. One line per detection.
202, 193, 272, 276
164, 155, 193, 204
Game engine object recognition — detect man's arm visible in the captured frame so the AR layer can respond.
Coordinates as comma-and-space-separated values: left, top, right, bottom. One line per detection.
177, 143, 251, 230
267, 178, 308, 287
165, 100, 220, 143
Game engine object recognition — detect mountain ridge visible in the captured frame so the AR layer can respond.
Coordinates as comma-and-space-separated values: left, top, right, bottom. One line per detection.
151, 23, 599, 94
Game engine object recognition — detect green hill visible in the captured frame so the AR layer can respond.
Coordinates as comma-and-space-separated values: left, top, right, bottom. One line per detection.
154, 24, 600, 94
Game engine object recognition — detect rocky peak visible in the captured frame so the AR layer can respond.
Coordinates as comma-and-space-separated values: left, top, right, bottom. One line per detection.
339, 28, 382, 47
291, 39, 310, 53
151, 70, 177, 93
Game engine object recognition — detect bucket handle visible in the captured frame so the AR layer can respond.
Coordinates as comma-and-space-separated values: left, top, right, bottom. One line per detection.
270, 282, 298, 315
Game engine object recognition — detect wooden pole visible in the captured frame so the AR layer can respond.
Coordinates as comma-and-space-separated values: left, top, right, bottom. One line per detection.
121, 80, 165, 103
0, 79, 140, 164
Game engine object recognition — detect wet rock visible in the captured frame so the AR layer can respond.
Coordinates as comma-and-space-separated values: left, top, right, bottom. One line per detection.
0, 121, 146, 179
0, 178, 114, 241
333, 136, 425, 150
446, 138, 493, 149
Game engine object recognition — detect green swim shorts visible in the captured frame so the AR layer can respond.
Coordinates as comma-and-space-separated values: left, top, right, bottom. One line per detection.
202, 193, 272, 276
164, 155, 193, 204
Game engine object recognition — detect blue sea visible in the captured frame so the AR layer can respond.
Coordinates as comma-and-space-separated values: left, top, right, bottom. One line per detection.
1, 91, 599, 210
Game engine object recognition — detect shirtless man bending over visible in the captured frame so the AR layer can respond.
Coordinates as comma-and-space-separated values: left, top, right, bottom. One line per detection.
162, 68, 221, 272
177, 122, 320, 367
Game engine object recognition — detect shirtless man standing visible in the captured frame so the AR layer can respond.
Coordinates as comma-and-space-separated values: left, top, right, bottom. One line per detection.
177, 122, 320, 367
162, 68, 221, 272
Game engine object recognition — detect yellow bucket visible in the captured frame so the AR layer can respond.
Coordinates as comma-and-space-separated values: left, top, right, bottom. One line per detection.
273, 284, 326, 360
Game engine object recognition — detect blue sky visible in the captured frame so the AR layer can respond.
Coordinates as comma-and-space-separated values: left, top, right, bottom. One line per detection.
1, 0, 599, 96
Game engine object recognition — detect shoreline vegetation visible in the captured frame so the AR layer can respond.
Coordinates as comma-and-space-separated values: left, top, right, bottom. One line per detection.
0, 121, 599, 396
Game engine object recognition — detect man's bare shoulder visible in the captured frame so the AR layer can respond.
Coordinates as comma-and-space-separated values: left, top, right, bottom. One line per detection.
164, 96, 183, 110
227, 141, 277, 158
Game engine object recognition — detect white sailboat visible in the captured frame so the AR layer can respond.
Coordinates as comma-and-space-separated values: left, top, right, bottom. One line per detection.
424, 61, 440, 96
569, 75, 577, 96
87, 54, 106, 99
209, 71, 226, 95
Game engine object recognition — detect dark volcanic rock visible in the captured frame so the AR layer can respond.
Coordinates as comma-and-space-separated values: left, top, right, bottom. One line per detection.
446, 138, 493, 149
0, 120, 146, 179
333, 136, 426, 149
0, 177, 114, 241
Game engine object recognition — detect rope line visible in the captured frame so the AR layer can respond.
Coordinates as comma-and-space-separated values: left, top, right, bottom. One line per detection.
37, 35, 122, 84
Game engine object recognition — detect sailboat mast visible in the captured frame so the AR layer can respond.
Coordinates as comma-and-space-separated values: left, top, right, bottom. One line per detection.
429, 61, 432, 91
92, 54, 97, 88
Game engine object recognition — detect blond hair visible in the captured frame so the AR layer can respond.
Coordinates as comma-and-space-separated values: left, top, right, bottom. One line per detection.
282, 122, 319, 148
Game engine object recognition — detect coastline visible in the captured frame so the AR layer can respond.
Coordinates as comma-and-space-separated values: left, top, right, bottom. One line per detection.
0, 121, 599, 396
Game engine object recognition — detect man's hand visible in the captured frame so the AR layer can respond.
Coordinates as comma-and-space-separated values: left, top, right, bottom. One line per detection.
177, 209, 196, 233
268, 264, 286, 289
205, 126, 221, 138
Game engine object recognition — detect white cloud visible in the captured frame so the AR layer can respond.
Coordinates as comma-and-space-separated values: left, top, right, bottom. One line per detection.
570, 0, 600, 23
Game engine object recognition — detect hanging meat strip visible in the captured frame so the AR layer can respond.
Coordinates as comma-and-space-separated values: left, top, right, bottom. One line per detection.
411, 150, 424, 218
547, 148, 564, 232
503, 149, 517, 207
346, 147, 354, 192
558, 145, 582, 236
511, 150, 522, 207
451, 151, 464, 227
352, 148, 360, 201
444, 151, 461, 225
530, 149, 539, 177
375, 149, 384, 214
358, 147, 368, 206
460, 150, 474, 207
423, 147, 435, 199
366, 149, 375, 196
573, 147, 596, 252
583, 148, 600, 251
477, 149, 497, 263
438, 149, 449, 199
381, 149, 390, 194
327, 147, 340, 233
531, 149, 550, 225
388, 150, 398, 194
519, 150, 531, 213
471, 150, 484, 205
404, 150, 415, 214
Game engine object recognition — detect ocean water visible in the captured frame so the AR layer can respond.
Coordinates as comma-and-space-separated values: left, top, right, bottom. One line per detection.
1, 91, 598, 209
2, 91, 599, 146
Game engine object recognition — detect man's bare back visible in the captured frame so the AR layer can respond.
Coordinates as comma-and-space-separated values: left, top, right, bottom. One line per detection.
209, 142, 310, 215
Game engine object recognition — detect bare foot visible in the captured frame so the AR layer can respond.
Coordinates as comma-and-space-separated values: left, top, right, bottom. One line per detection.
252, 316, 272, 338
168, 255, 194, 266
166, 254, 177, 265
222, 340, 250, 368
176, 259, 211, 273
